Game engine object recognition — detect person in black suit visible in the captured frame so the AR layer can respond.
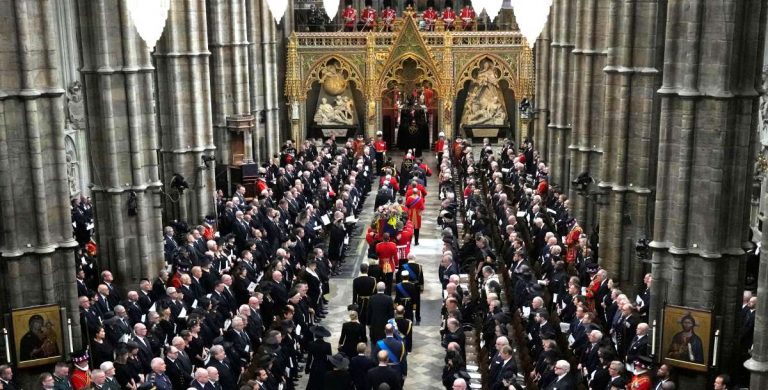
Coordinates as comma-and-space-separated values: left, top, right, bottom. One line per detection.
368, 282, 395, 343
353, 263, 377, 326
164, 226, 179, 265
491, 345, 517, 390
543, 360, 576, 390
339, 311, 367, 358
164, 346, 193, 390
367, 350, 402, 390
206, 345, 236, 390
579, 330, 602, 378
189, 368, 214, 390
625, 322, 650, 366
132, 323, 155, 374
349, 343, 376, 390
225, 316, 253, 368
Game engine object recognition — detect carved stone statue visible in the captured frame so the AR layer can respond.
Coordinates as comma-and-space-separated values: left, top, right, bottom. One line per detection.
314, 97, 335, 124
314, 95, 356, 125
461, 61, 507, 126
67, 81, 85, 130
760, 65, 768, 146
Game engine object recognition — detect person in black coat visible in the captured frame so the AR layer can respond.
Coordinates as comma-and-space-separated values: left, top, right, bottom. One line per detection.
306, 326, 333, 390
625, 323, 650, 366
323, 353, 353, 390
165, 347, 193, 390
353, 264, 377, 326
367, 283, 394, 343
349, 344, 376, 390
207, 346, 237, 390
328, 217, 347, 265
339, 312, 368, 358
543, 360, 576, 390
491, 345, 517, 390
367, 350, 402, 390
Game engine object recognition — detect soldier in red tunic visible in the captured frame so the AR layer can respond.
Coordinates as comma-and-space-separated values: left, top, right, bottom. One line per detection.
375, 232, 398, 295
360, 1, 377, 31
434, 131, 447, 166
342, 1, 357, 32
373, 131, 388, 175
442, 2, 457, 30
382, 1, 397, 31
405, 187, 425, 246
422, 2, 438, 31
460, 3, 476, 31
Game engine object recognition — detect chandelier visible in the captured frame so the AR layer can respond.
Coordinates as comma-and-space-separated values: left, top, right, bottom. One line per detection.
511, 0, 553, 48
126, 0, 171, 51
266, 0, 288, 23
323, 0, 340, 20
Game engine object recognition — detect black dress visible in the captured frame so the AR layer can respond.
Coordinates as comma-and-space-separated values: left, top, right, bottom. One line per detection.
338, 321, 367, 358
323, 369, 353, 390
115, 359, 142, 388
90, 339, 113, 368
187, 335, 206, 368
306, 339, 332, 390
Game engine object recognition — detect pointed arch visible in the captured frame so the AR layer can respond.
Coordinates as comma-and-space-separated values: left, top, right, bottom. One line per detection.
454, 53, 522, 95
302, 55, 365, 94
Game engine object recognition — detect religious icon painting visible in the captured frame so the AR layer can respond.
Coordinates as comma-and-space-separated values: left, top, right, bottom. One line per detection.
11, 304, 63, 368
660, 304, 714, 372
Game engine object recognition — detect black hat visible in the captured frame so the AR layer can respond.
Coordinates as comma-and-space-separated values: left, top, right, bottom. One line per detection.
329, 353, 350, 370
633, 355, 654, 369
72, 348, 90, 364
347, 303, 359, 312
310, 325, 331, 338
586, 262, 599, 274
445, 0, 453, 8
427, 0, 435, 7
383, 0, 392, 7
365, 0, 372, 6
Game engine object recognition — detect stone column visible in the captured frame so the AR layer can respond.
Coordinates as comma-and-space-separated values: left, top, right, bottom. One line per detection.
547, 0, 574, 188
77, 0, 164, 283
156, 0, 216, 222
208, 0, 251, 168
533, 18, 551, 156
246, 0, 265, 163
595, 0, 662, 284
648, 1, 764, 386
1, 0, 79, 354
262, 0, 282, 157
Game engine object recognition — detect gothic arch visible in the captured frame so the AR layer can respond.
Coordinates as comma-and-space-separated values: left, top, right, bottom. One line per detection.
454, 54, 521, 95
302, 55, 365, 95
377, 53, 444, 96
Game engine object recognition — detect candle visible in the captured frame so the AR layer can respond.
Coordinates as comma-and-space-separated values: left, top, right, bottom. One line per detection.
2, 328, 11, 364
67, 318, 74, 354
651, 320, 657, 355
713, 330, 720, 366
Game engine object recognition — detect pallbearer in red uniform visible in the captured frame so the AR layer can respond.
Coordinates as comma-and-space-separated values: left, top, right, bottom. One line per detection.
382, 1, 396, 31
460, 2, 476, 31
405, 187, 425, 246
342, 1, 357, 32
375, 233, 398, 295
442, 1, 456, 30
422, 1, 438, 31
360, 1, 377, 31
373, 131, 388, 175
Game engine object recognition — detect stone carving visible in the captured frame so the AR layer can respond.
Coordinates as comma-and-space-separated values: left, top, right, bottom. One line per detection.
320, 63, 347, 96
65, 135, 80, 196
314, 96, 356, 125
760, 65, 768, 146
67, 81, 85, 130
461, 61, 507, 126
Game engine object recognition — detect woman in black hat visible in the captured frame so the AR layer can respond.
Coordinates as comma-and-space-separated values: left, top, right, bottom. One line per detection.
305, 326, 332, 390
324, 353, 353, 389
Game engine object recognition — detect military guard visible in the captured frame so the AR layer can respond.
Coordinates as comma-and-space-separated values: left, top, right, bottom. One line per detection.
353, 263, 377, 326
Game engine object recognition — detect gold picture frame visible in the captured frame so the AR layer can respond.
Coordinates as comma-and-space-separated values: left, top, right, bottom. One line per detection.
11, 304, 63, 368
661, 304, 713, 372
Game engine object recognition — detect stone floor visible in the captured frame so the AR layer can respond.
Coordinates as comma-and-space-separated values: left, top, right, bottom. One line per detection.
298, 152, 449, 389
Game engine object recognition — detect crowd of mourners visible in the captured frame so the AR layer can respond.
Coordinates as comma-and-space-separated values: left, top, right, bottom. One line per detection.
21, 132, 748, 390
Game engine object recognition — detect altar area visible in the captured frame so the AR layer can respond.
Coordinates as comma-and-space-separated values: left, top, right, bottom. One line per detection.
284, 9, 535, 147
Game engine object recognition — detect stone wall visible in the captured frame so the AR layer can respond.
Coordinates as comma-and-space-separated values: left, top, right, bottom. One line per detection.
535, 0, 767, 386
